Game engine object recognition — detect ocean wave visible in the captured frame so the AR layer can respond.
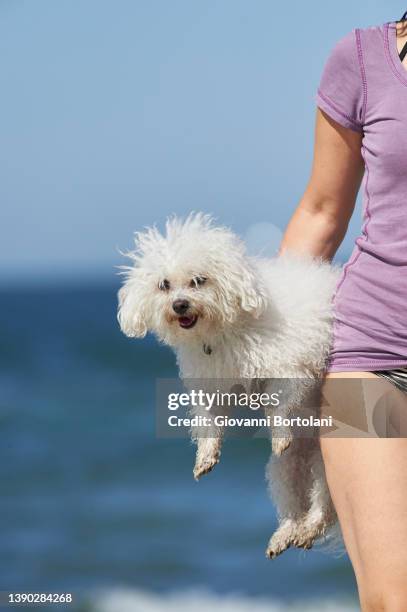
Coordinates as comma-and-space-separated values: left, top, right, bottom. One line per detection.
89, 588, 358, 612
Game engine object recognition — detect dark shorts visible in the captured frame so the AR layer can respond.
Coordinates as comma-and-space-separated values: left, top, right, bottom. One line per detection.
374, 368, 407, 393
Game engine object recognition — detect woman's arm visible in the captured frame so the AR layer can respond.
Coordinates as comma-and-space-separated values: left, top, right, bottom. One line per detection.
279, 109, 365, 260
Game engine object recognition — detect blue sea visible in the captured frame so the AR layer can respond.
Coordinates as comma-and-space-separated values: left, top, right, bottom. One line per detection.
0, 282, 359, 611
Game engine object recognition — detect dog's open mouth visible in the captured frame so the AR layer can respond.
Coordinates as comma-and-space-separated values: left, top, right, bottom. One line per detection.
178, 315, 198, 329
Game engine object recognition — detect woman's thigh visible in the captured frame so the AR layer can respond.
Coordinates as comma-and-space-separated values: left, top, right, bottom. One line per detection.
321, 371, 407, 610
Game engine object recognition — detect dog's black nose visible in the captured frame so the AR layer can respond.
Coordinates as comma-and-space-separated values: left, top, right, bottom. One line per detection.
173, 299, 190, 315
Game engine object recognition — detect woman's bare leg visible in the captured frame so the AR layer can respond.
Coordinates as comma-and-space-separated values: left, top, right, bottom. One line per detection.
321, 372, 407, 611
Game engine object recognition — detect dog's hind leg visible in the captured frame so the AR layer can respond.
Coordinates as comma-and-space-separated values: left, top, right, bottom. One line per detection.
291, 447, 337, 549
265, 438, 310, 558
266, 440, 337, 557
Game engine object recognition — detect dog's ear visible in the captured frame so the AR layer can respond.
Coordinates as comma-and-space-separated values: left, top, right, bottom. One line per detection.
218, 259, 268, 323
211, 231, 268, 322
117, 225, 165, 338
117, 277, 148, 338
238, 264, 268, 318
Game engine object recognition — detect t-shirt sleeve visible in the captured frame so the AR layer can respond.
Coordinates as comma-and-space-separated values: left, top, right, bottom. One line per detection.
316, 30, 365, 133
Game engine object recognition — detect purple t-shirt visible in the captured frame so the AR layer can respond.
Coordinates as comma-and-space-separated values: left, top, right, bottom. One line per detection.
316, 22, 407, 372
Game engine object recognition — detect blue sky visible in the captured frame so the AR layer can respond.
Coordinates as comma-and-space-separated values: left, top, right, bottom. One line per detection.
1, 0, 404, 284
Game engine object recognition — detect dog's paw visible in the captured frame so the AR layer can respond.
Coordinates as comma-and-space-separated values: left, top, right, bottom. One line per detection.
193, 437, 222, 481
266, 542, 291, 560
265, 520, 296, 559
266, 533, 292, 559
291, 522, 327, 550
193, 455, 219, 481
291, 535, 315, 551
272, 436, 292, 456
265, 519, 315, 559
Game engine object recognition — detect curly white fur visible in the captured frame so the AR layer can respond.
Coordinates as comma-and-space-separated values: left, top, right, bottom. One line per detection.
118, 213, 341, 558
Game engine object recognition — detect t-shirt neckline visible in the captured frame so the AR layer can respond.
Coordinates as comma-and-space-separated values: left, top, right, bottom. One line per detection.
384, 21, 407, 87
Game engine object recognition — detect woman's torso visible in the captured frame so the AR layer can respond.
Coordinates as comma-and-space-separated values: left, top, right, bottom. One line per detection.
327, 22, 407, 372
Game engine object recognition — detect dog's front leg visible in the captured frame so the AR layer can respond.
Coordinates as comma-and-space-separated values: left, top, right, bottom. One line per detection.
270, 404, 293, 457
189, 402, 224, 480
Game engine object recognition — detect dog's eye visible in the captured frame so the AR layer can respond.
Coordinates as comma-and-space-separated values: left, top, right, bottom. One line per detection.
190, 276, 207, 288
158, 279, 170, 291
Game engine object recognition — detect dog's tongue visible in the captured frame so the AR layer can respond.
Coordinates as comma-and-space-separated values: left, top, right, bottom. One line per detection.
179, 316, 192, 326
179, 315, 196, 328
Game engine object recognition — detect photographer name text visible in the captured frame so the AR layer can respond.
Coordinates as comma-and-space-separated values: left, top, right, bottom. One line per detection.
167, 415, 333, 428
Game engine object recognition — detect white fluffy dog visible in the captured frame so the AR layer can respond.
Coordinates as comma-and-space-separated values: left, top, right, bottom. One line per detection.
118, 213, 340, 558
